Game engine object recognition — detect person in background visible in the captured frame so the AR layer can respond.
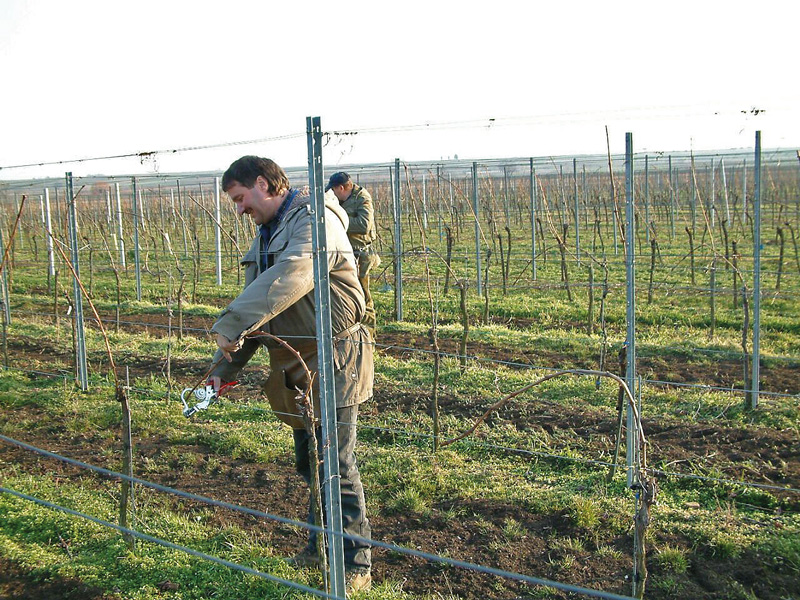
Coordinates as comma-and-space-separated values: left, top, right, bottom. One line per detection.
208, 156, 373, 595
326, 172, 380, 338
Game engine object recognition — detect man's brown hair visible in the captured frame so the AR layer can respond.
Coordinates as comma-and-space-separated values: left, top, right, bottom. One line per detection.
221, 155, 290, 194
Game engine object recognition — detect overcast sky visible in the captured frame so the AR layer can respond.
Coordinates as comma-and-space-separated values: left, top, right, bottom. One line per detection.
1, 0, 797, 180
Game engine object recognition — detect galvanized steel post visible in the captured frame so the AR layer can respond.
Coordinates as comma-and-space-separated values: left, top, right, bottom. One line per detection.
751, 132, 762, 409
710, 158, 716, 229
105, 189, 112, 226
624, 133, 637, 488
573, 159, 580, 266
0, 226, 10, 326
421, 173, 428, 230
44, 188, 55, 279
721, 158, 731, 224
115, 183, 126, 268
530, 159, 536, 280
644, 156, 650, 244
742, 159, 747, 219
66, 173, 89, 391
306, 116, 346, 597
668, 155, 675, 239
392, 158, 403, 321
437, 165, 443, 242
672, 163, 678, 240
132, 178, 142, 302
503, 166, 510, 227
582, 165, 588, 229
214, 177, 223, 286
690, 155, 697, 232
472, 162, 482, 295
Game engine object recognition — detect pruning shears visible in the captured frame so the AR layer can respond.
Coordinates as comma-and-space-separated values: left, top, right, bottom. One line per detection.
180, 381, 237, 417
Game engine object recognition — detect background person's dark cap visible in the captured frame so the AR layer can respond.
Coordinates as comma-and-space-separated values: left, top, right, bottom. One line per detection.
325, 172, 351, 191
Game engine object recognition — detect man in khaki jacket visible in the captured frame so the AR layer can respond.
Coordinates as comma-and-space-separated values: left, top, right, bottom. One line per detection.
208, 156, 373, 592
326, 172, 380, 337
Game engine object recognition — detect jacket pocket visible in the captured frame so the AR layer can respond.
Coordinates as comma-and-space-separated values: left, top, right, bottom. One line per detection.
355, 246, 381, 278
333, 330, 359, 384
263, 368, 307, 429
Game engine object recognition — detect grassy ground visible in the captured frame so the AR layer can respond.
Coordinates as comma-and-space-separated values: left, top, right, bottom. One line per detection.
0, 298, 798, 599
0, 199, 798, 598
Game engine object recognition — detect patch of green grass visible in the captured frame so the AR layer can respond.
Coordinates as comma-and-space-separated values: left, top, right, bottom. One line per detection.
550, 536, 585, 554
1, 473, 419, 600
501, 517, 526, 541
654, 544, 690, 573
386, 486, 432, 516
595, 544, 623, 560
570, 495, 602, 532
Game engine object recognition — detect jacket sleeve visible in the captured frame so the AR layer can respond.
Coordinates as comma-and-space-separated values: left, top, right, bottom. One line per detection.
211, 209, 316, 342
346, 191, 374, 236
207, 337, 260, 382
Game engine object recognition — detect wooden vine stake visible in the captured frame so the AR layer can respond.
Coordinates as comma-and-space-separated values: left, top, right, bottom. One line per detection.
443, 225, 453, 295
556, 224, 573, 302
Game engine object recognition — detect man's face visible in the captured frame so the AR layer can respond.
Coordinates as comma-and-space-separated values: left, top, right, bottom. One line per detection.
226, 177, 282, 225
331, 184, 349, 203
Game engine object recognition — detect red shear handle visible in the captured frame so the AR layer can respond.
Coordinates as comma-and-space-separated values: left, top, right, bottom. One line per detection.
207, 376, 238, 396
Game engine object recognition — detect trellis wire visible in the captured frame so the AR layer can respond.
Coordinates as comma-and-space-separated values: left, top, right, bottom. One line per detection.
3, 312, 799, 399
1, 364, 797, 497
0, 434, 637, 600
0, 486, 341, 600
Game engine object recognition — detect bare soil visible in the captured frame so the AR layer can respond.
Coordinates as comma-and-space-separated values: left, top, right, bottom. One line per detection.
0, 557, 115, 599
15, 307, 800, 394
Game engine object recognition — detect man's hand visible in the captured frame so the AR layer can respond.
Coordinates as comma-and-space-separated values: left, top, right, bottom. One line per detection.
216, 333, 243, 362
206, 375, 237, 397
207, 375, 223, 393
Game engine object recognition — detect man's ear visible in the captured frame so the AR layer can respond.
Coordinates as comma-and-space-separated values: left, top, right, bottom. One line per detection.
256, 176, 269, 194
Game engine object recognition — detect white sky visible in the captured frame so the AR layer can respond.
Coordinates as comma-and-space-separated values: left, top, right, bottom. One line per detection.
1, 0, 798, 180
